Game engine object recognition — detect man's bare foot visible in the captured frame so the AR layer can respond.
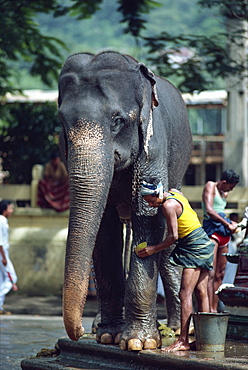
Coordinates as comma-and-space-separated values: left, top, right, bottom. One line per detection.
161, 339, 190, 352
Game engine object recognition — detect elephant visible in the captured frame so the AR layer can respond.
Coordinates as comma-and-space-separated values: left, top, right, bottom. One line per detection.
58, 51, 192, 351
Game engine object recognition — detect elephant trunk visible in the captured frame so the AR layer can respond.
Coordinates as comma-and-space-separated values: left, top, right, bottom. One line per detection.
63, 122, 114, 341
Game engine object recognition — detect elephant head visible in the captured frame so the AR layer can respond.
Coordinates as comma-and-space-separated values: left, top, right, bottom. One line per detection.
58, 51, 159, 341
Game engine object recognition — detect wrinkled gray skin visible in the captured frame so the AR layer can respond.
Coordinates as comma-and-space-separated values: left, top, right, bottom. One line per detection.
58, 51, 192, 351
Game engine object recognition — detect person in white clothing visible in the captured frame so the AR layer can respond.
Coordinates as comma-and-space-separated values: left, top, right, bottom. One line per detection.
0, 200, 18, 314
223, 210, 248, 284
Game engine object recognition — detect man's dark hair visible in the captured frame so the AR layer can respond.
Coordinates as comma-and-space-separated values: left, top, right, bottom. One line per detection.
220, 169, 240, 184
50, 151, 60, 160
229, 212, 238, 221
0, 200, 12, 215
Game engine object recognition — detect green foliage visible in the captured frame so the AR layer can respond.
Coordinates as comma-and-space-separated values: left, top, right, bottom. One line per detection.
1, 0, 247, 183
35, 0, 136, 61
117, 0, 161, 37
0, 102, 60, 183
1, 0, 157, 94
198, 0, 248, 19
0, 0, 67, 95
68, 0, 104, 19
2, 0, 246, 94
144, 31, 246, 92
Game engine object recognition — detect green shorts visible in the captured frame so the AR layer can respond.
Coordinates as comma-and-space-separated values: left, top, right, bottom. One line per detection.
170, 227, 214, 270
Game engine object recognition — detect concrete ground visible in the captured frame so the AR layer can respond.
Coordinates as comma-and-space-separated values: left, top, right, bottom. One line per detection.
1, 293, 166, 369
1, 294, 97, 370
1, 294, 248, 370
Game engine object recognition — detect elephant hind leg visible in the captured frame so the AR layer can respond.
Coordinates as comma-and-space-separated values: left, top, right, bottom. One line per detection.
93, 205, 125, 344
92, 310, 123, 344
96, 321, 124, 345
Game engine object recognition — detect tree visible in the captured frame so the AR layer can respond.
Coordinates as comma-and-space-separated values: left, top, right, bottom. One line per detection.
0, 0, 159, 96
1, 0, 246, 94
143, 0, 248, 92
1, 0, 247, 184
0, 0, 161, 183
0, 102, 60, 184
0, 1, 64, 95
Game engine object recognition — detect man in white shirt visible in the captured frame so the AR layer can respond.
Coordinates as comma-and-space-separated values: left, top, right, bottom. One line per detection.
0, 200, 18, 314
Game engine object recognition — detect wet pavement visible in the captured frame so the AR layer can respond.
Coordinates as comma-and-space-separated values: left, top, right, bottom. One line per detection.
1, 315, 67, 369
1, 295, 248, 369
1, 295, 97, 370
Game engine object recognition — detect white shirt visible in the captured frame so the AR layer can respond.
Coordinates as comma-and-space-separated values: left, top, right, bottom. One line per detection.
0, 215, 9, 253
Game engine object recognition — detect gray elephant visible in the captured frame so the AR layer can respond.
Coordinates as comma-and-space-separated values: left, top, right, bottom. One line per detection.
58, 51, 192, 351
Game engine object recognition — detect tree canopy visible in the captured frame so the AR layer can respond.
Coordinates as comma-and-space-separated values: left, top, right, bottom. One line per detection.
144, 0, 247, 91
0, 0, 160, 95
0, 101, 60, 183
1, 0, 247, 94
0, 0, 247, 184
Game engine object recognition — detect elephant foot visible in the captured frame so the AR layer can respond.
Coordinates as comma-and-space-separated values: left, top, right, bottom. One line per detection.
119, 326, 161, 351
96, 332, 121, 344
96, 322, 123, 345
119, 338, 158, 351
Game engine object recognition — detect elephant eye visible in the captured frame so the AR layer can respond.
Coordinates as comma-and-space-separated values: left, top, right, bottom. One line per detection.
111, 116, 125, 134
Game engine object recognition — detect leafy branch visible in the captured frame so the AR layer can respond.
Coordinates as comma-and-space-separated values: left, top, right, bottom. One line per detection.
144, 30, 247, 92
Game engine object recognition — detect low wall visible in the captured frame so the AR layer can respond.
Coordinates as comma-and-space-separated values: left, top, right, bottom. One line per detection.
9, 208, 69, 296
4, 186, 248, 296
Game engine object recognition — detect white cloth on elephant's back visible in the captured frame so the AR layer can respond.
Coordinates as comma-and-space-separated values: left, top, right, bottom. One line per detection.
140, 181, 163, 199
169, 227, 214, 270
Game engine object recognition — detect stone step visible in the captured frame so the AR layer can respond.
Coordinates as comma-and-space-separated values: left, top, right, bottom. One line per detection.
21, 337, 248, 370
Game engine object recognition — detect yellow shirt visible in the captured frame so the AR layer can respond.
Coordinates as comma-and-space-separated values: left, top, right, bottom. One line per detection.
166, 191, 202, 239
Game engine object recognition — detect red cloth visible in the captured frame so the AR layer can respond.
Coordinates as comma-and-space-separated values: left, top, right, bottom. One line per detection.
211, 232, 230, 247
37, 178, 70, 212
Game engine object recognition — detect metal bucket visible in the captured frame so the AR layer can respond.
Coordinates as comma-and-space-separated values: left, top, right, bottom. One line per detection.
192, 312, 230, 351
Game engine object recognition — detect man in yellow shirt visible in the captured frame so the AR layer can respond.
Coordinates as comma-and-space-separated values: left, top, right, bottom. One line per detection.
137, 180, 214, 352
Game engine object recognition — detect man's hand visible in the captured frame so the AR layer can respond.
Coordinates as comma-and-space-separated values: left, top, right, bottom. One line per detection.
228, 221, 238, 234
137, 245, 157, 258
12, 283, 18, 292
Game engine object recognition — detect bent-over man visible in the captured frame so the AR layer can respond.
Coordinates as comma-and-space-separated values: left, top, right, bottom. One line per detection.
137, 180, 214, 351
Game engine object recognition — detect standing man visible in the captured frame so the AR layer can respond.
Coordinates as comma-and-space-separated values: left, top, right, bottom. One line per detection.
0, 200, 18, 314
137, 180, 214, 351
202, 169, 239, 313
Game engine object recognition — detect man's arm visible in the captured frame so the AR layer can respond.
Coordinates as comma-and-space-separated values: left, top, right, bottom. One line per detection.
137, 200, 179, 257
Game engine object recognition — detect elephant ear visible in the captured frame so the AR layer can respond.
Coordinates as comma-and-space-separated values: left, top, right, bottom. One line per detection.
137, 63, 159, 157
131, 63, 161, 216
